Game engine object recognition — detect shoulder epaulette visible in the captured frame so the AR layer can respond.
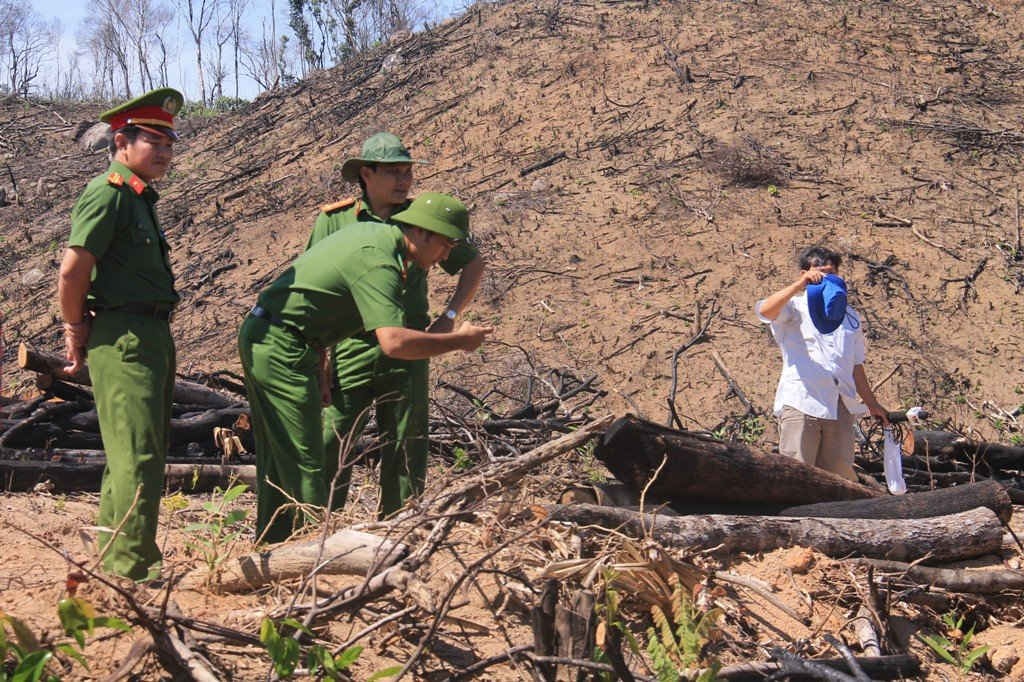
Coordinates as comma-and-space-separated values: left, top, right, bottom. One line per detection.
321, 197, 357, 214
127, 175, 147, 195
107, 172, 124, 187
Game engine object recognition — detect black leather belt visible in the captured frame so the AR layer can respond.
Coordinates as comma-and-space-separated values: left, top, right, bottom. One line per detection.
95, 303, 174, 320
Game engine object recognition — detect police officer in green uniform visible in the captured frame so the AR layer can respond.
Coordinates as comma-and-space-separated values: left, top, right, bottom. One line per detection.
240, 193, 492, 543
308, 133, 485, 516
58, 88, 183, 581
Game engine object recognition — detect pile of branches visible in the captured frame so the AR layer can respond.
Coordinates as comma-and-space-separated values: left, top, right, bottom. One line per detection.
1, 343, 251, 492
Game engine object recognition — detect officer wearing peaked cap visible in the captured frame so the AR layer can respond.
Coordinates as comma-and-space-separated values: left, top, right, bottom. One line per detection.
57, 87, 184, 581
239, 192, 492, 543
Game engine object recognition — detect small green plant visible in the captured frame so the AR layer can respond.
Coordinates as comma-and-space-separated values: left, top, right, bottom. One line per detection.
1, 597, 131, 681
917, 610, 989, 673
451, 446, 474, 471
645, 578, 722, 682
259, 618, 399, 680
185, 482, 249, 580
592, 573, 642, 682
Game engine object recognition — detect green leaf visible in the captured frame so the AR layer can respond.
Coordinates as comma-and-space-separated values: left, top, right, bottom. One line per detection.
224, 509, 248, 525
918, 634, 957, 664
962, 645, 989, 671
11, 650, 52, 682
91, 616, 132, 633
6, 616, 41, 653
334, 644, 362, 669
58, 598, 91, 638
279, 617, 313, 637
55, 642, 89, 669
367, 665, 403, 681
259, 618, 278, 647
223, 483, 249, 503
307, 645, 335, 674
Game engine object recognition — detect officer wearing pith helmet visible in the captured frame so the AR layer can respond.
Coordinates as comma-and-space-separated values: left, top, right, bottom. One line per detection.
58, 87, 183, 581
308, 133, 485, 518
239, 192, 492, 543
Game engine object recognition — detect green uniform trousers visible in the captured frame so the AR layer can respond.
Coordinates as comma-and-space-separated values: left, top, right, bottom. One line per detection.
89, 311, 175, 581
322, 352, 429, 518
238, 316, 327, 543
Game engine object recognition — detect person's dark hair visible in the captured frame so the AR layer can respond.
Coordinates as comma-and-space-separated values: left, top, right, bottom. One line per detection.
107, 125, 143, 155
798, 245, 841, 270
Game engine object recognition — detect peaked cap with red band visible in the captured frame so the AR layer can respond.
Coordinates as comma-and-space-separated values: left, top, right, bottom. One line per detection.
100, 87, 184, 140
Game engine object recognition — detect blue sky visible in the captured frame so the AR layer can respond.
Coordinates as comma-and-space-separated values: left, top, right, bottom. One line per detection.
30, 0, 466, 101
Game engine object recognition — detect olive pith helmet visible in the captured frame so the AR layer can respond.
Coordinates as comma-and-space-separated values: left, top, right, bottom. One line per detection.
100, 87, 184, 140
391, 192, 469, 241
340, 132, 428, 181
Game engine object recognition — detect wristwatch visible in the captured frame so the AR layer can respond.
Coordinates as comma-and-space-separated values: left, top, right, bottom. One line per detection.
444, 309, 458, 321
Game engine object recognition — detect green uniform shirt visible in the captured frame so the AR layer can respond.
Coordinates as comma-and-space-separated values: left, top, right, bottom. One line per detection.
257, 222, 409, 349
307, 197, 478, 329
68, 161, 178, 308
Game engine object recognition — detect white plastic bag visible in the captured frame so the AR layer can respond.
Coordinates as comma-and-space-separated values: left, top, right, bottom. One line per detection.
882, 427, 907, 495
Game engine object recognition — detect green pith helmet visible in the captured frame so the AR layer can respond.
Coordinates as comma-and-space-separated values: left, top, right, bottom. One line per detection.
340, 132, 428, 181
100, 88, 184, 139
391, 192, 469, 241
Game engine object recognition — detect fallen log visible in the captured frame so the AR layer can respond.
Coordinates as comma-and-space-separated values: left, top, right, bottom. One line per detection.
857, 558, 1024, 594
0, 456, 255, 493
67, 407, 250, 447
717, 653, 921, 681
0, 399, 91, 448
595, 415, 879, 507
34, 374, 94, 402
914, 430, 1024, 472
780, 480, 1013, 523
549, 504, 1003, 562
18, 343, 240, 408
183, 529, 408, 592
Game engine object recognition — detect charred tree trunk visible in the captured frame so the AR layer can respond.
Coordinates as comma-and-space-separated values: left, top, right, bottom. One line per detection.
66, 407, 250, 448
550, 504, 1003, 562
914, 430, 1024, 473
781, 480, 1013, 522
18, 343, 240, 408
595, 415, 879, 507
0, 456, 255, 493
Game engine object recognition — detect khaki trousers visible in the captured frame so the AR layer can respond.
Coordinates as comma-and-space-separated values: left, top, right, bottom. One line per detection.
778, 402, 857, 481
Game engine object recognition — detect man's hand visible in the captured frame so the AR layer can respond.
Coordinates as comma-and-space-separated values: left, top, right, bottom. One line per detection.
866, 401, 891, 426
63, 320, 91, 374
798, 268, 825, 289
453, 321, 493, 351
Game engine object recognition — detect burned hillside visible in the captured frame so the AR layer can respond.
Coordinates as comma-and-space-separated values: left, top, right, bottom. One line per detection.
5, 0, 1024, 440
4, 1, 1024, 679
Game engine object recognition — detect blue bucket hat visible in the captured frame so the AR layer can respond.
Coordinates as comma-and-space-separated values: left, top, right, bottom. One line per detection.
806, 273, 848, 334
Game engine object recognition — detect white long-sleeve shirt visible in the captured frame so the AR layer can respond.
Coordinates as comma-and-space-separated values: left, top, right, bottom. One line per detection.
755, 292, 868, 419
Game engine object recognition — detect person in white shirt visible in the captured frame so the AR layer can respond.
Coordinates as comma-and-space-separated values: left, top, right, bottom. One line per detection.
755, 246, 889, 481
